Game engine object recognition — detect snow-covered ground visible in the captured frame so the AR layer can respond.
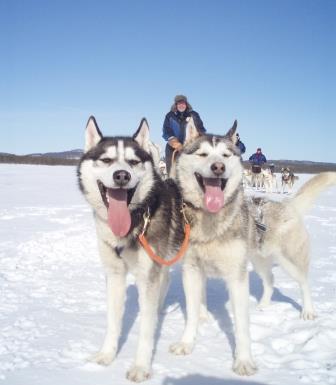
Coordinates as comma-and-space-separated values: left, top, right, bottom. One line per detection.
1, 164, 336, 385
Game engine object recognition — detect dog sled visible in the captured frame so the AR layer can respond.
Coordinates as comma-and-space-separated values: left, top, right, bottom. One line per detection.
251, 164, 262, 174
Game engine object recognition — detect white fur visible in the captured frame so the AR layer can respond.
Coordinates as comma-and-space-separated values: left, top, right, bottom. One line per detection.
243, 169, 252, 187
262, 168, 278, 193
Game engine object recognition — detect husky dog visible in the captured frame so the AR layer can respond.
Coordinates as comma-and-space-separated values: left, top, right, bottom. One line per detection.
77, 116, 185, 382
171, 119, 257, 375
171, 118, 336, 375
262, 167, 278, 193
281, 167, 298, 194
249, 170, 336, 319
243, 168, 253, 187
251, 165, 264, 190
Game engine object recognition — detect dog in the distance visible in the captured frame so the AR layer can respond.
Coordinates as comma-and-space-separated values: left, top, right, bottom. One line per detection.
171, 117, 336, 375
262, 166, 278, 193
243, 168, 253, 187
251, 164, 264, 190
77, 116, 186, 382
281, 167, 298, 193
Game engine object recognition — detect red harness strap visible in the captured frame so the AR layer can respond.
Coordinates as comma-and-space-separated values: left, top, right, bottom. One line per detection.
138, 223, 190, 266
138, 205, 190, 266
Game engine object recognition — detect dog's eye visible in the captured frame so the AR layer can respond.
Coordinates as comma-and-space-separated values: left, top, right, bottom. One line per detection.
128, 159, 140, 166
197, 153, 208, 157
100, 158, 114, 164
223, 153, 232, 158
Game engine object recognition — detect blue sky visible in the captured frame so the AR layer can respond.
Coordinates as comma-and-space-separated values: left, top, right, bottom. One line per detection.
1, 0, 335, 162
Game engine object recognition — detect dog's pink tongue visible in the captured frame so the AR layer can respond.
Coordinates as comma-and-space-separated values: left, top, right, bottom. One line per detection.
203, 178, 224, 213
107, 189, 131, 237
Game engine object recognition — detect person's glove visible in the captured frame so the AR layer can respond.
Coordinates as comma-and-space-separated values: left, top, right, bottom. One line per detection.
168, 138, 183, 151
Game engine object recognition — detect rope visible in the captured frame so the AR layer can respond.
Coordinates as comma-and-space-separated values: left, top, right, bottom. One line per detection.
138, 204, 190, 266
138, 223, 190, 266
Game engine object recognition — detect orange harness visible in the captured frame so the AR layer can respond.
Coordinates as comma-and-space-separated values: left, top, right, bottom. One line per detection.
138, 205, 190, 266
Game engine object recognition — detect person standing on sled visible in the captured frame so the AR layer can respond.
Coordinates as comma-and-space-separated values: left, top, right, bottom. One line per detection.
249, 147, 267, 173
162, 95, 206, 175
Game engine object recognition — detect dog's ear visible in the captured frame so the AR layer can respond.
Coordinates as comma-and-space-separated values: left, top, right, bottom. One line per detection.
225, 120, 238, 143
133, 118, 151, 153
85, 116, 103, 152
184, 116, 200, 144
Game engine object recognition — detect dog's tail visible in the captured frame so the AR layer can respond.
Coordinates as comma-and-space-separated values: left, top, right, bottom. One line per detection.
290, 172, 336, 215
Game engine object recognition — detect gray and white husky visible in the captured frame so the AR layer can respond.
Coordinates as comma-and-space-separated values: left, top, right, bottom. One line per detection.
171, 118, 336, 375
77, 116, 185, 382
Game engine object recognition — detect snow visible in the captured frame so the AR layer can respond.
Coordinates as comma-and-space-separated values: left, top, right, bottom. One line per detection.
1, 164, 336, 385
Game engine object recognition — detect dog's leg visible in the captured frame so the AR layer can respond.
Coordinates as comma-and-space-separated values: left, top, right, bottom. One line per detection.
274, 177, 278, 193
170, 263, 203, 355
299, 279, 316, 320
227, 271, 257, 376
200, 269, 210, 323
90, 268, 126, 365
127, 261, 161, 382
252, 256, 274, 308
158, 267, 170, 312
251, 174, 255, 188
278, 256, 316, 320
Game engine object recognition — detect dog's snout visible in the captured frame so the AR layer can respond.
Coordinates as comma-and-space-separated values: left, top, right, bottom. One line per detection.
211, 162, 225, 176
113, 170, 131, 186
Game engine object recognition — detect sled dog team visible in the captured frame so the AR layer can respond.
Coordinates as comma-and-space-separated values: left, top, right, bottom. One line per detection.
77, 116, 336, 382
243, 166, 299, 194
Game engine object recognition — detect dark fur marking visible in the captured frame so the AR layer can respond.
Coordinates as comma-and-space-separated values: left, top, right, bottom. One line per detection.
183, 134, 240, 157
114, 246, 124, 258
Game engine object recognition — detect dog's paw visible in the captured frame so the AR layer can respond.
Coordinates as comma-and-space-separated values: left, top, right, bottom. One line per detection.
256, 299, 271, 310
301, 309, 317, 321
233, 358, 257, 376
199, 307, 211, 323
126, 366, 151, 382
88, 351, 115, 366
169, 341, 194, 355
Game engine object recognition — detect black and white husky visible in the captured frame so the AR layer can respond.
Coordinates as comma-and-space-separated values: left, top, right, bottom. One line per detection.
172, 117, 336, 376
77, 116, 185, 382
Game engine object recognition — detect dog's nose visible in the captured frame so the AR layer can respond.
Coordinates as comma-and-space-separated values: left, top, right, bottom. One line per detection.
211, 162, 225, 176
113, 170, 131, 186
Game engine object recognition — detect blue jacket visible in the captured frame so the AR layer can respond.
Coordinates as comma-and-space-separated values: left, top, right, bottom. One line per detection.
236, 140, 246, 154
249, 152, 267, 165
162, 109, 206, 143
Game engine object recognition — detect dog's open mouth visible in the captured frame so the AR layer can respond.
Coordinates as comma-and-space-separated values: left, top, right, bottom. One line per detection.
97, 180, 136, 237
195, 172, 228, 213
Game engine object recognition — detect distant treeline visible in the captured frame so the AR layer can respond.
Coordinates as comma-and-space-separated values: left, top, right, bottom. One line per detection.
0, 154, 78, 166
1, 154, 335, 173
242, 160, 336, 174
